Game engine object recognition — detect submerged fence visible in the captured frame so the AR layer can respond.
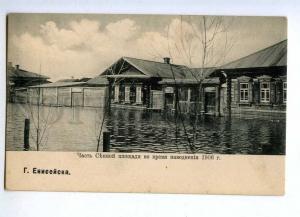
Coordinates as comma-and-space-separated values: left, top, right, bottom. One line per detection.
14, 86, 108, 108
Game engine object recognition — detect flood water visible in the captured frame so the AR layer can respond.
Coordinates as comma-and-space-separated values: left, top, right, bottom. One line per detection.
6, 103, 286, 154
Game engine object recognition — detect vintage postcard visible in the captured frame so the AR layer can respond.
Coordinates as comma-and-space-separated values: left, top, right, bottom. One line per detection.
5, 13, 286, 195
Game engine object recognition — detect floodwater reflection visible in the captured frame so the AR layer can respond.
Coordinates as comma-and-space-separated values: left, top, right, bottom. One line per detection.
6, 103, 285, 154
107, 109, 285, 155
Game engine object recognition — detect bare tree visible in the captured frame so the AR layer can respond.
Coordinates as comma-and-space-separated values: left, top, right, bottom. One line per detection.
95, 58, 128, 152
96, 16, 235, 153
162, 15, 235, 152
16, 61, 63, 151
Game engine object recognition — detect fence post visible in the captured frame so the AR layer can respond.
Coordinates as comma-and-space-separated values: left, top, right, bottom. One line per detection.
103, 131, 110, 152
24, 119, 30, 151
226, 78, 232, 116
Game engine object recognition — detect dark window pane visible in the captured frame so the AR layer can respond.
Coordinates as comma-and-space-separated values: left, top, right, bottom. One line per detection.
266, 91, 270, 100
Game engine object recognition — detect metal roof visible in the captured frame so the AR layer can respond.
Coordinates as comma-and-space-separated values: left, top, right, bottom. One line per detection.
219, 39, 287, 70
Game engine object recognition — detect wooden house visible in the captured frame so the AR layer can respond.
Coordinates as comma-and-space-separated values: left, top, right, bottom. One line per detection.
210, 39, 287, 117
99, 56, 218, 113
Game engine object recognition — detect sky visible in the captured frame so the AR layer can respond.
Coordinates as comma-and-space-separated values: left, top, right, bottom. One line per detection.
7, 14, 287, 81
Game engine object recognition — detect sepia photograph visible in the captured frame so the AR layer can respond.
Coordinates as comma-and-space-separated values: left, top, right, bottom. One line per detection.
3, 0, 300, 215
6, 14, 287, 155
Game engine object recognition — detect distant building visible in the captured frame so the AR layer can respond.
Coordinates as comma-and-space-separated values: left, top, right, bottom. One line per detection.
7, 62, 50, 102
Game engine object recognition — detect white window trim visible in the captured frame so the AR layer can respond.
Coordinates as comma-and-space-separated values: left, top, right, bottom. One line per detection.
239, 82, 249, 102
260, 82, 270, 103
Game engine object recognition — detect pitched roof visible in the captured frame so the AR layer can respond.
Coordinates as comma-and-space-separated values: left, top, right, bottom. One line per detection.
123, 57, 193, 79
100, 39, 287, 82
220, 39, 287, 70
101, 56, 215, 80
8, 67, 49, 79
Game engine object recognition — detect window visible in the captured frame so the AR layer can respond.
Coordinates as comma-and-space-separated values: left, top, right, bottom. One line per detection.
283, 82, 287, 103
260, 82, 270, 103
240, 83, 249, 102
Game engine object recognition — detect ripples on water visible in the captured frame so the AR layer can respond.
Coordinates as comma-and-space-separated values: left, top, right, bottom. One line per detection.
6, 103, 286, 155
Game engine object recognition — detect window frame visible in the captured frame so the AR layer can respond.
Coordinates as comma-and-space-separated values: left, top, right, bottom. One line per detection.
239, 82, 249, 102
260, 82, 270, 103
